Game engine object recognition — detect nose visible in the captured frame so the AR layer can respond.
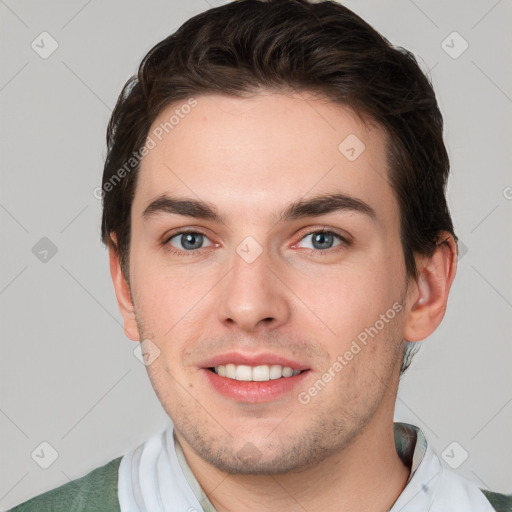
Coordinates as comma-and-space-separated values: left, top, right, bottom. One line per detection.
217, 244, 291, 333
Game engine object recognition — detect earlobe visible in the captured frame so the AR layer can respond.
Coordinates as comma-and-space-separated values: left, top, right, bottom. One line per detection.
108, 235, 140, 341
403, 233, 458, 342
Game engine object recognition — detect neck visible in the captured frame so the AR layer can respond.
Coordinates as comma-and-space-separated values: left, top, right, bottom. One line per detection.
177, 415, 410, 512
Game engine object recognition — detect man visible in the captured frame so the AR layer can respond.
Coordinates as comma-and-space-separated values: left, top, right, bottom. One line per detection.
9, 0, 511, 510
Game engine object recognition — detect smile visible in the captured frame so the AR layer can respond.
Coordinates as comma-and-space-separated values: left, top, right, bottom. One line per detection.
211, 364, 302, 381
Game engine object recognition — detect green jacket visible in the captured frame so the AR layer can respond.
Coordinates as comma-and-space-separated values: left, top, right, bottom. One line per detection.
7, 458, 122, 512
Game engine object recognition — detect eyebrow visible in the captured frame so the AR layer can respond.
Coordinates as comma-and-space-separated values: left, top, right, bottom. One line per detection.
142, 192, 376, 224
143, 195, 224, 222
279, 193, 376, 222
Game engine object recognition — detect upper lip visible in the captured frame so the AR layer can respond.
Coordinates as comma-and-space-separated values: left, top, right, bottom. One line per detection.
199, 352, 310, 371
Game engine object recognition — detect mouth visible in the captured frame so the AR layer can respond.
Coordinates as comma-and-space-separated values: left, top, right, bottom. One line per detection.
200, 355, 311, 403
208, 364, 302, 381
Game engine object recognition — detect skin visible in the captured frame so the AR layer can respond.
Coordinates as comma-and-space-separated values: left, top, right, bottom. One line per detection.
110, 90, 457, 511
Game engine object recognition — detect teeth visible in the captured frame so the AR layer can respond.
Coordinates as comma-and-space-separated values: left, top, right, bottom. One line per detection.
225, 363, 236, 379
269, 364, 282, 380
252, 365, 270, 381
235, 365, 252, 381
213, 364, 301, 382
282, 366, 293, 378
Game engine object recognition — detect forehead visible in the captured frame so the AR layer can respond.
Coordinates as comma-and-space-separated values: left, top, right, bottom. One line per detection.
134, 91, 396, 225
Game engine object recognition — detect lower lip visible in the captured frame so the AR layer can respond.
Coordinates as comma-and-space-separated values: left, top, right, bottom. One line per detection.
202, 369, 310, 403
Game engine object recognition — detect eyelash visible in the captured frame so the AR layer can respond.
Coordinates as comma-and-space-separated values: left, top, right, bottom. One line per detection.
301, 230, 351, 255
163, 229, 215, 256
162, 228, 351, 256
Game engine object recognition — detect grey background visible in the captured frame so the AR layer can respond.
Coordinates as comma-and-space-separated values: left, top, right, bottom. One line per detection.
1, 0, 511, 509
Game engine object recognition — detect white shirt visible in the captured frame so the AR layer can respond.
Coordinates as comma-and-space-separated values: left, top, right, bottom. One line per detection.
118, 421, 495, 512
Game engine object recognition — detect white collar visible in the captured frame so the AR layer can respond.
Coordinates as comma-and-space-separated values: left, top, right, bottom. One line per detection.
118, 423, 203, 512
390, 423, 494, 511
118, 421, 494, 511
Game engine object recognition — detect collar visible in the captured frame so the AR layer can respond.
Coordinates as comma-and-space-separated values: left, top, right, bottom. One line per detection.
118, 421, 495, 511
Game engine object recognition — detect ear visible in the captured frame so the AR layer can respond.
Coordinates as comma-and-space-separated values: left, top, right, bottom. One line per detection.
108, 234, 140, 341
403, 232, 458, 342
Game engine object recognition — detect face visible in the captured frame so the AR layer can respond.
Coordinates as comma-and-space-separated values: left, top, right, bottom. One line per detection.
122, 90, 412, 474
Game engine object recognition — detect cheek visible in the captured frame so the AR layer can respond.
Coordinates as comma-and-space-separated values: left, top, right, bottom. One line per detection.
129, 250, 222, 370
130, 246, 204, 327
290, 259, 403, 352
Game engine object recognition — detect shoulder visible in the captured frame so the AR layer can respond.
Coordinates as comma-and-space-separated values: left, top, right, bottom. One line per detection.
481, 489, 512, 512
432, 464, 512, 512
6, 456, 122, 512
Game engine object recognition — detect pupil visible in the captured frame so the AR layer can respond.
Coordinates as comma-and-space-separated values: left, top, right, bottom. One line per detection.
313, 232, 333, 250
182, 233, 203, 250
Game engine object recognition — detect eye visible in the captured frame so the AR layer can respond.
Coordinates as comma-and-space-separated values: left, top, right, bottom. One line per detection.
296, 230, 347, 251
166, 231, 213, 252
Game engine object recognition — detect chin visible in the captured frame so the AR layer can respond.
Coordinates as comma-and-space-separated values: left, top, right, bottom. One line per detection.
184, 429, 340, 475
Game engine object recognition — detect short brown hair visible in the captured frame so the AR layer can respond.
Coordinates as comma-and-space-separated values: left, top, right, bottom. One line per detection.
101, 0, 457, 373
